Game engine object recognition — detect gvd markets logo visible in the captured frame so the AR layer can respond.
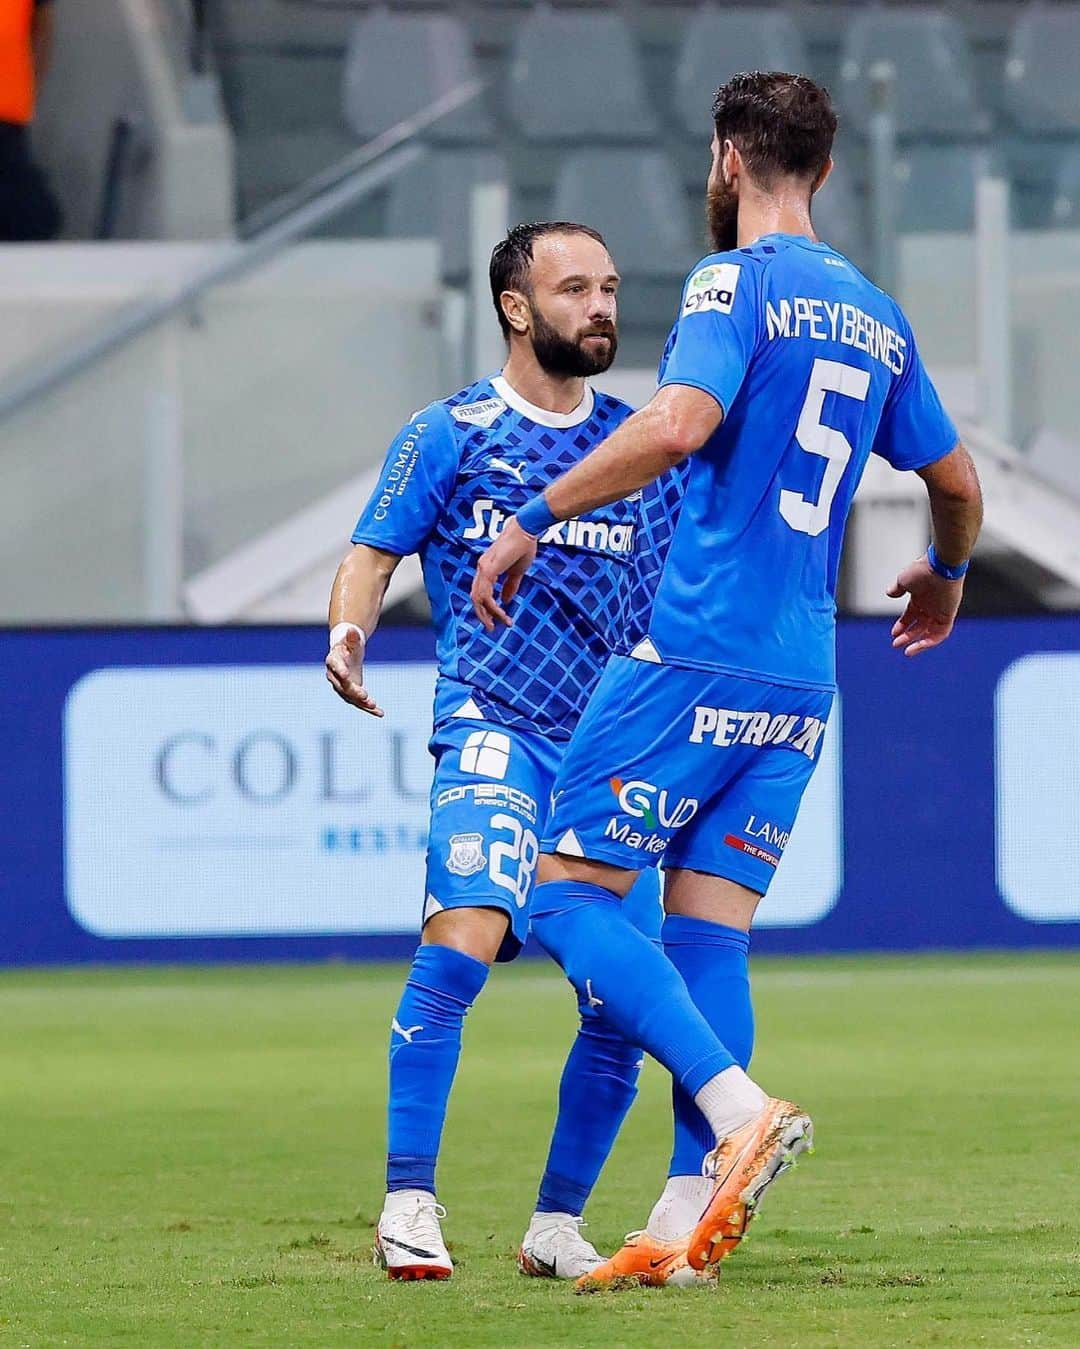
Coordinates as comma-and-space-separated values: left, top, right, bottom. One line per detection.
609, 777, 699, 830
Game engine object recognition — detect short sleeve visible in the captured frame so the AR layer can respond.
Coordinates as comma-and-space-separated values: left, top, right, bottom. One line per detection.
351, 405, 459, 555
657, 257, 760, 415
873, 322, 959, 471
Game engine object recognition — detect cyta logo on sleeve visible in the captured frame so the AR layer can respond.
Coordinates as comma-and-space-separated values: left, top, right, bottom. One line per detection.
681, 262, 741, 317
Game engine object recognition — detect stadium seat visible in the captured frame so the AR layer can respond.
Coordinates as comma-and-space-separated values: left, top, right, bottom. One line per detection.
237, 127, 362, 210
1005, 4, 1080, 134
1051, 146, 1080, 226
506, 8, 658, 143
892, 144, 990, 233
342, 9, 493, 145
553, 149, 695, 280
227, 52, 346, 135
385, 150, 508, 281
674, 6, 809, 138
838, 9, 987, 138
216, 0, 356, 52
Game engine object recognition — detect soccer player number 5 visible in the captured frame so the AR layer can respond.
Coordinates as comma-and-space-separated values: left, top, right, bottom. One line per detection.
779, 357, 870, 537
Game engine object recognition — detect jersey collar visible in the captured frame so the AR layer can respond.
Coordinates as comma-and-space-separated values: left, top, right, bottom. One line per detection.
491, 374, 595, 428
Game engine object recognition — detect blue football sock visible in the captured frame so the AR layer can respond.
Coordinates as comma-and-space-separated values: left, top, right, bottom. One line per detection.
386, 943, 489, 1195
530, 879, 736, 1096
662, 914, 754, 1178
535, 1002, 643, 1217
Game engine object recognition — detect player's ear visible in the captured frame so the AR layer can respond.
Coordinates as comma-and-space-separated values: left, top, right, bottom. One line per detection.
501, 289, 531, 337
722, 139, 741, 187
811, 156, 834, 196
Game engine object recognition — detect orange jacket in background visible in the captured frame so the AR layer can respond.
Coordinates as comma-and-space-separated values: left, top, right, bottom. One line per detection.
0, 0, 37, 125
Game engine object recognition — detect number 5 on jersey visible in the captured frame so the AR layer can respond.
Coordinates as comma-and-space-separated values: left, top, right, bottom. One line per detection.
780, 357, 871, 537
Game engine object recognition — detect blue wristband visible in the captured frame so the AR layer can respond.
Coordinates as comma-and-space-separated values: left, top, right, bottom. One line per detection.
927, 542, 969, 580
516, 493, 559, 537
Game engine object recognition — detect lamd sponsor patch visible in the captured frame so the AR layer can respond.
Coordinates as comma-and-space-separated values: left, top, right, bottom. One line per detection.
681, 262, 741, 317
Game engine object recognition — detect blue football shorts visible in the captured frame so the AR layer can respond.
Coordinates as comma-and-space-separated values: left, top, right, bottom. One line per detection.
425, 710, 662, 961
542, 654, 835, 895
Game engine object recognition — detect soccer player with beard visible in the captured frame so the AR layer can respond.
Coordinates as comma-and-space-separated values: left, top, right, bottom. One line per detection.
473, 73, 983, 1287
326, 222, 675, 1282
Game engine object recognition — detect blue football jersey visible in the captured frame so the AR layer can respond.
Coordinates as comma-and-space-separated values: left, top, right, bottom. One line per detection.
643, 234, 959, 688
353, 374, 650, 739
620, 463, 688, 655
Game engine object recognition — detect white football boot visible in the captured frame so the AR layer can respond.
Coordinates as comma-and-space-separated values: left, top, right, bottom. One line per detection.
374, 1190, 453, 1281
518, 1212, 604, 1280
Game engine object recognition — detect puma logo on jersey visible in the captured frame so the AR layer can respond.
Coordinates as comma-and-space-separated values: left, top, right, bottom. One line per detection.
489, 457, 527, 483
585, 980, 604, 1009
391, 1018, 423, 1043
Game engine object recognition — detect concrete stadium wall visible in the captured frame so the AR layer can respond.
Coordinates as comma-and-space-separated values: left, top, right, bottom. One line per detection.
0, 240, 444, 622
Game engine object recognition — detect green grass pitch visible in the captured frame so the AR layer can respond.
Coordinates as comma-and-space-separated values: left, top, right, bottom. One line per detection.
1, 954, 1078, 1347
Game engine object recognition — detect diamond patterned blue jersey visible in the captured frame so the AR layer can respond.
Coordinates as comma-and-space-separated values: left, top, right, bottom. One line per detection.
352, 375, 682, 740
619, 460, 688, 655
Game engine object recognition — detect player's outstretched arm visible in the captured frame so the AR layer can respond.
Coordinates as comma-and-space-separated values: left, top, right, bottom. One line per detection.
887, 443, 983, 657
471, 385, 722, 629
325, 543, 402, 715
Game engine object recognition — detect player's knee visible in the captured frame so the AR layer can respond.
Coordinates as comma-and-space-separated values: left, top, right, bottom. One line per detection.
421, 906, 508, 965
589, 1021, 643, 1078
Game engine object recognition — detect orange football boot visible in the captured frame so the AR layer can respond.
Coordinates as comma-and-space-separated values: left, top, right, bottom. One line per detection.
688, 1098, 814, 1271
574, 1230, 717, 1292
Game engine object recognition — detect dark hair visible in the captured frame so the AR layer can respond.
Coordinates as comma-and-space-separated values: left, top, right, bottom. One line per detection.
712, 71, 837, 188
489, 221, 608, 338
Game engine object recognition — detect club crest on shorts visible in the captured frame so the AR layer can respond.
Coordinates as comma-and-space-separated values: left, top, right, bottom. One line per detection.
446, 832, 486, 877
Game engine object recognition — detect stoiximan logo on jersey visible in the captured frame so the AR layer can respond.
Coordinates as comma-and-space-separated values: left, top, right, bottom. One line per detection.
603, 777, 699, 853
462, 499, 635, 554
681, 262, 741, 317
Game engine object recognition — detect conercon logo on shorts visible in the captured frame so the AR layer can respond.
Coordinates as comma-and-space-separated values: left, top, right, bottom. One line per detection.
462, 499, 635, 555
689, 706, 827, 760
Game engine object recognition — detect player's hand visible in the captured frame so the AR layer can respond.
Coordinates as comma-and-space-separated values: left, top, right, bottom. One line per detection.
325, 628, 384, 716
886, 555, 965, 657
471, 518, 539, 632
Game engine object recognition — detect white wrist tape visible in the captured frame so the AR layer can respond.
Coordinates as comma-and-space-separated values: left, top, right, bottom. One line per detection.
329, 621, 366, 650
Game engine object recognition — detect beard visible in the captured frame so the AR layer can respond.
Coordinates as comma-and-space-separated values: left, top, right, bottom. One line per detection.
530, 305, 618, 377
706, 178, 739, 252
